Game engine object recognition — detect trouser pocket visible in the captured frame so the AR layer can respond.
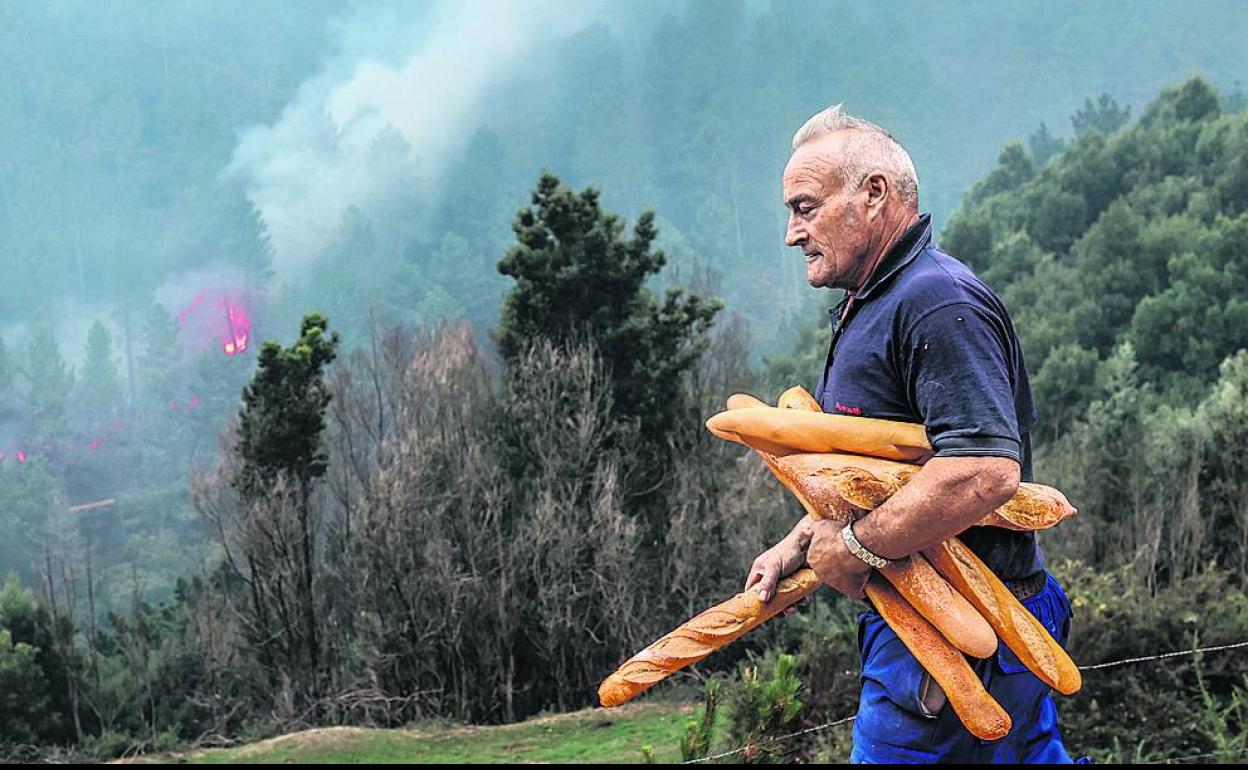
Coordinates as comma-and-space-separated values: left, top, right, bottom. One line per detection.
853, 611, 942, 760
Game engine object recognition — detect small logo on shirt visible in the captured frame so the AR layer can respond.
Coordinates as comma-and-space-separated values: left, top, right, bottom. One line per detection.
834, 402, 862, 416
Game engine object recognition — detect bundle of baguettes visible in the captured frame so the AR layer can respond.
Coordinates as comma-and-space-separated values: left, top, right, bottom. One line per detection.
597, 386, 1080, 742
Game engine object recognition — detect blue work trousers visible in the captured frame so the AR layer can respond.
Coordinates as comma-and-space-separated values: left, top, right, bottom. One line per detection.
850, 572, 1077, 764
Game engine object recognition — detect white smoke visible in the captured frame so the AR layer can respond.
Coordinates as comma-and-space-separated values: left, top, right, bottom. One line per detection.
226, 0, 604, 284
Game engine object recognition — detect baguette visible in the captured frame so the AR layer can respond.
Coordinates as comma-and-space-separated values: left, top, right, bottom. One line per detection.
866, 576, 1012, 742
879, 554, 997, 659
978, 484, 1077, 531
598, 568, 822, 707
710, 394, 776, 445
767, 452, 862, 521
769, 453, 1075, 532
923, 539, 1082, 696
726, 392, 771, 410
828, 467, 1075, 532
706, 407, 933, 463
777, 385, 823, 411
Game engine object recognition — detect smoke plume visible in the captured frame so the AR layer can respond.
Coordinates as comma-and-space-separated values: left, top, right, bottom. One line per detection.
226, 0, 604, 284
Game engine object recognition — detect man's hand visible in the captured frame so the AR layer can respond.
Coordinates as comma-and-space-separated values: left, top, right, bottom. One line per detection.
807, 518, 872, 600
745, 517, 813, 603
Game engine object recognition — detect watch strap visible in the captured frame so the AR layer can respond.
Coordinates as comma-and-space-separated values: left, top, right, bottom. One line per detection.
841, 522, 893, 569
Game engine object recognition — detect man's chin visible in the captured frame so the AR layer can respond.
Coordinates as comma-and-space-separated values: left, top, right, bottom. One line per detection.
807, 267, 848, 290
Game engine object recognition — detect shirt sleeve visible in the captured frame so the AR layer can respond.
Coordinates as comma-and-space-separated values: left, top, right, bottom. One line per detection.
901, 301, 1022, 462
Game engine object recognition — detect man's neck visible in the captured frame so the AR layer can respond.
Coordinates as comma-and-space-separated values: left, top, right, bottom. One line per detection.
850, 211, 922, 293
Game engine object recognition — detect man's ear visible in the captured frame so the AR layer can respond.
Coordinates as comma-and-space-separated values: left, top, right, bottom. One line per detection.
863, 172, 890, 220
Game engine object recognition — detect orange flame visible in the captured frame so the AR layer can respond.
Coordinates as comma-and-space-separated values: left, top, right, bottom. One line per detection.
223, 303, 252, 356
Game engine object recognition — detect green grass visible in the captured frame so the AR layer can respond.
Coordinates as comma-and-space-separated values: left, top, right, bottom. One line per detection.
160, 698, 708, 764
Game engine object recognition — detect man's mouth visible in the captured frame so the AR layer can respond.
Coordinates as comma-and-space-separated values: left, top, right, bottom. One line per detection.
805, 251, 821, 264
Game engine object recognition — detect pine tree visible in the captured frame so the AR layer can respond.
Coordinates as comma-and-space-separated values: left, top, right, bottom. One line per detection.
76, 320, 123, 419
230, 312, 339, 701
1028, 122, 1065, 167
1072, 93, 1132, 136
495, 173, 722, 443
319, 206, 378, 341
137, 303, 182, 408
24, 324, 73, 438
235, 312, 340, 500
214, 187, 275, 295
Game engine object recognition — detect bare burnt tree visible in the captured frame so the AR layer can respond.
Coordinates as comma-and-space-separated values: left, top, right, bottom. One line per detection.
347, 325, 505, 720
193, 431, 330, 719
665, 316, 796, 617
496, 341, 642, 717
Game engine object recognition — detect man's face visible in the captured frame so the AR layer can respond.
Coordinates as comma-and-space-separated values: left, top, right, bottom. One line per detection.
783, 135, 871, 289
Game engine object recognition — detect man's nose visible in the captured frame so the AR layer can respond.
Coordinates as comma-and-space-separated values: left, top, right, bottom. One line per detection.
785, 214, 805, 248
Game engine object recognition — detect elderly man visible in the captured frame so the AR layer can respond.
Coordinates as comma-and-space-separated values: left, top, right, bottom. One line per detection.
745, 105, 1077, 763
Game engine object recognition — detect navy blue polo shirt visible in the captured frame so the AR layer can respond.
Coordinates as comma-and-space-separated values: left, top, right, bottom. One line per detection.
813, 214, 1042, 580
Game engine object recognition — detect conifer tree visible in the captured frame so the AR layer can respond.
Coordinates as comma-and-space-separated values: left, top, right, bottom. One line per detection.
137, 303, 182, 408
495, 173, 721, 443
235, 312, 339, 501
229, 312, 339, 701
1072, 93, 1132, 136
77, 321, 123, 418
24, 325, 73, 437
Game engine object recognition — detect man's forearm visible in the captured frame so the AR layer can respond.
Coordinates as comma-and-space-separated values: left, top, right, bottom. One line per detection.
851, 455, 1020, 561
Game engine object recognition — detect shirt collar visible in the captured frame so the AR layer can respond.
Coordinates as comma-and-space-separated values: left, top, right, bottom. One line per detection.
852, 213, 932, 302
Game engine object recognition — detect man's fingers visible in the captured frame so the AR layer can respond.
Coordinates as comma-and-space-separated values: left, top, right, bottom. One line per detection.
744, 564, 764, 592
782, 595, 812, 616
829, 573, 870, 601
848, 571, 870, 601
756, 563, 779, 602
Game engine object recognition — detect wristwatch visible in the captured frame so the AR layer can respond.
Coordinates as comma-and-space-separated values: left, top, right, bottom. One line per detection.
841, 521, 893, 569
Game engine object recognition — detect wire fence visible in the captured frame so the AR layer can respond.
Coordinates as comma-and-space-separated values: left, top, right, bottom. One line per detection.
1151, 747, 1248, 764
679, 638, 1248, 764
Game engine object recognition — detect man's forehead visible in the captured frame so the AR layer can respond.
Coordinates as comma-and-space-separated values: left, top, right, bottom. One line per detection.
783, 139, 843, 199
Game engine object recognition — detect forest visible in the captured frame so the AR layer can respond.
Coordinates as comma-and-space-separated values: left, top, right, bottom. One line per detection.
3, 0, 1248, 762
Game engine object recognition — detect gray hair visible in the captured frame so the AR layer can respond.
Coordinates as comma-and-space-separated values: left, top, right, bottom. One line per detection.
791, 104, 919, 209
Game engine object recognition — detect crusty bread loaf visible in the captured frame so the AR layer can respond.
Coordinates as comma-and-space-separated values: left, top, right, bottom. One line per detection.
824, 465, 908, 509
768, 452, 1075, 532
879, 554, 997, 659
598, 568, 822, 707
827, 466, 1075, 532
726, 392, 771, 411
710, 394, 778, 446
767, 452, 862, 521
773, 452, 917, 491
977, 483, 1077, 531
923, 539, 1082, 696
777, 385, 823, 411
866, 576, 1012, 742
706, 407, 933, 463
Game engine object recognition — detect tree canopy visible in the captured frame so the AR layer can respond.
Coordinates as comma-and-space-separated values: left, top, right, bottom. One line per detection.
496, 173, 722, 441
234, 312, 339, 500
942, 77, 1248, 411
